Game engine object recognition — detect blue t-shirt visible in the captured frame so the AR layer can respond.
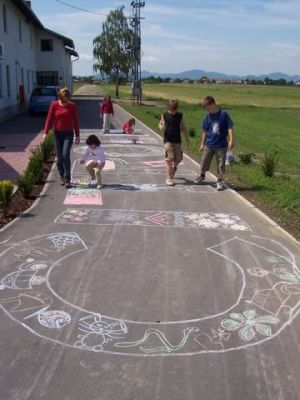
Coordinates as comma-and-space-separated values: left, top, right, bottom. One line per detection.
202, 110, 233, 148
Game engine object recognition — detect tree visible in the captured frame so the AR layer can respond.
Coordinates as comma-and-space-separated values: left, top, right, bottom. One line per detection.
93, 7, 133, 98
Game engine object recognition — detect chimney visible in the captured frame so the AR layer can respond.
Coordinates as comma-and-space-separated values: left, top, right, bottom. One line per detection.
25, 1, 31, 8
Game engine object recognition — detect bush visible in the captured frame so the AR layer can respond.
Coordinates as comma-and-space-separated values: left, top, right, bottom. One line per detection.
27, 147, 44, 184
40, 134, 54, 162
261, 152, 280, 177
17, 172, 35, 198
0, 181, 14, 212
239, 152, 254, 165
189, 128, 196, 138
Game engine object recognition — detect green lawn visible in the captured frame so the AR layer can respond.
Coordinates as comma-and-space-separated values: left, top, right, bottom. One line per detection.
101, 83, 300, 238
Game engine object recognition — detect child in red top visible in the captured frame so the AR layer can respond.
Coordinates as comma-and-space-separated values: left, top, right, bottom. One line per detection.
123, 118, 136, 134
101, 95, 114, 133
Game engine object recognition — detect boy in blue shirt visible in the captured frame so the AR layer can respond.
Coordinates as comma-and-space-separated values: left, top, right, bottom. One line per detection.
194, 96, 235, 191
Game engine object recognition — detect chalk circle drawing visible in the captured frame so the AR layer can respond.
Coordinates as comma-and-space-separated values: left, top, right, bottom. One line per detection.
0, 234, 299, 356
64, 188, 103, 206
73, 144, 163, 158
55, 209, 251, 232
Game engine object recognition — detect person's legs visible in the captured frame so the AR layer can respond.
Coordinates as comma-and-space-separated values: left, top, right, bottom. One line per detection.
85, 161, 97, 181
215, 148, 227, 190
54, 132, 65, 182
173, 143, 183, 177
164, 142, 175, 185
61, 132, 74, 183
103, 113, 111, 133
195, 147, 214, 184
94, 162, 105, 186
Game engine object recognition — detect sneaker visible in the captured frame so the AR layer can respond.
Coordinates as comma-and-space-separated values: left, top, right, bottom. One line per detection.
216, 180, 225, 191
65, 182, 71, 189
166, 177, 174, 186
60, 180, 66, 186
194, 174, 205, 184
97, 184, 103, 190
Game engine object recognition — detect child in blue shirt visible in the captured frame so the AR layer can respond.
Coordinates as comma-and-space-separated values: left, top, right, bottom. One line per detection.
194, 96, 235, 191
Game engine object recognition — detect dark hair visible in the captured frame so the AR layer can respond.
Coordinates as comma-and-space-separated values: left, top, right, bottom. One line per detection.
168, 100, 179, 112
128, 118, 135, 125
203, 96, 216, 106
86, 135, 101, 146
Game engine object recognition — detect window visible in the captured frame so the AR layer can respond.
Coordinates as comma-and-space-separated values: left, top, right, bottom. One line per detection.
6, 65, 10, 96
3, 4, 7, 32
36, 71, 58, 86
41, 39, 53, 52
18, 18, 22, 42
0, 64, 3, 97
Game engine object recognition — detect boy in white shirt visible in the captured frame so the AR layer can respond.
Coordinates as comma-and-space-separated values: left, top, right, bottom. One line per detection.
80, 135, 106, 189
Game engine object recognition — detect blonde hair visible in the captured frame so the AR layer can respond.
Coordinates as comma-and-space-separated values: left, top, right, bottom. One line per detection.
59, 87, 71, 102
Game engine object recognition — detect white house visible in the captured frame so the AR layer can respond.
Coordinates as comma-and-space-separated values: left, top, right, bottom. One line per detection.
0, 0, 78, 120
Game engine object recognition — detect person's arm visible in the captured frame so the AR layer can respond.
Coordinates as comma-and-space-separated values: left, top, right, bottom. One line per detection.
159, 115, 165, 131
80, 148, 89, 164
44, 102, 56, 136
228, 128, 235, 150
200, 131, 207, 151
181, 118, 190, 143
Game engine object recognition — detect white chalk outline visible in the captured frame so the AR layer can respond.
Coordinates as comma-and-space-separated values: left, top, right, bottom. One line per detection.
1, 234, 299, 356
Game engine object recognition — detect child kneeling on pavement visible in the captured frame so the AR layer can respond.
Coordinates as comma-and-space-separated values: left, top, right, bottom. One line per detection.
159, 100, 190, 186
80, 135, 106, 189
194, 96, 235, 191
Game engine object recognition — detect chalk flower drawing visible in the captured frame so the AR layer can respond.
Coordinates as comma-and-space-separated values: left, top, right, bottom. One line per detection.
221, 310, 280, 342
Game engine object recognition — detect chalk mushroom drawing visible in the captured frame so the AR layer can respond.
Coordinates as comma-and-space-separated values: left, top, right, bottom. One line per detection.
1, 232, 299, 356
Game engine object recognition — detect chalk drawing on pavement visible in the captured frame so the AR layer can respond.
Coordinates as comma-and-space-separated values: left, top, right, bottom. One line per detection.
55, 209, 251, 232
73, 144, 163, 158
64, 188, 103, 206
0, 234, 299, 356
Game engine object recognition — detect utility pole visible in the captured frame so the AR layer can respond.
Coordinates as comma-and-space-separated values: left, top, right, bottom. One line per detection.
129, 1, 145, 105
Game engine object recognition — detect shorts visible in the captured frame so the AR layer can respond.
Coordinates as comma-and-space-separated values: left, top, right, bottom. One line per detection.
164, 142, 183, 164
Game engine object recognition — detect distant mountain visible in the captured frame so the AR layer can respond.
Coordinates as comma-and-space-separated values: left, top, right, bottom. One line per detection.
141, 69, 300, 82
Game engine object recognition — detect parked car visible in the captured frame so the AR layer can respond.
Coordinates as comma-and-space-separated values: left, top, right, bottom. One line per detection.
29, 86, 59, 114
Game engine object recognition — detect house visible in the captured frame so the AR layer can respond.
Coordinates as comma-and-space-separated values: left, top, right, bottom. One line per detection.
197, 76, 211, 84
296, 81, 300, 86
0, 0, 78, 120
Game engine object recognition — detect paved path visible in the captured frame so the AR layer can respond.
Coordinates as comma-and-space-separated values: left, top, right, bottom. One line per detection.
0, 114, 44, 181
0, 95, 299, 400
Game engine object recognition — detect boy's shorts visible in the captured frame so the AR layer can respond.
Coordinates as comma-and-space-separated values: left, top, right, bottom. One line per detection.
164, 142, 183, 164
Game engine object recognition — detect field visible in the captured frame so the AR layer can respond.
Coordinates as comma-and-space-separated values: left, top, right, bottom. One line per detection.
101, 83, 300, 239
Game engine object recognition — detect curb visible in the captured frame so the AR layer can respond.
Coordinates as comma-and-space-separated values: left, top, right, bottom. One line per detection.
0, 161, 56, 234
114, 102, 300, 246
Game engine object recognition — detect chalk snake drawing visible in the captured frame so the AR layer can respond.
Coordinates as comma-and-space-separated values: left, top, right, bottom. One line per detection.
1, 233, 299, 356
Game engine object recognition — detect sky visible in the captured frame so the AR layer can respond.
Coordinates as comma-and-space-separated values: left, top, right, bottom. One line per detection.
30, 0, 300, 76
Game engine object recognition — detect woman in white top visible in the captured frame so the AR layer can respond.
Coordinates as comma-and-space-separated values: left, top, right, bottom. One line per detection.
80, 135, 106, 189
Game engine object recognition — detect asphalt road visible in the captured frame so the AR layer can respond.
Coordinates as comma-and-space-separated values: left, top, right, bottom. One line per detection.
0, 96, 299, 400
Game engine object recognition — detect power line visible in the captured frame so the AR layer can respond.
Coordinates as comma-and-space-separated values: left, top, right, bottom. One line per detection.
54, 0, 107, 17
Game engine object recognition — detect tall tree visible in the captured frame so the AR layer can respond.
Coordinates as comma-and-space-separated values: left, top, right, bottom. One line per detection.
93, 7, 133, 98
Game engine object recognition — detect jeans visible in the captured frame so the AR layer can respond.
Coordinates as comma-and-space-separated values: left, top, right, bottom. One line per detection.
54, 131, 74, 182
200, 146, 227, 178
103, 113, 112, 132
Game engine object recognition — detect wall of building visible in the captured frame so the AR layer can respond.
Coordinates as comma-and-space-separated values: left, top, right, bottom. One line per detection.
0, 0, 74, 121
0, 0, 37, 119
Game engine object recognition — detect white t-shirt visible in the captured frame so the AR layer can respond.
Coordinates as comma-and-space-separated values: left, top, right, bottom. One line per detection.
82, 146, 106, 164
